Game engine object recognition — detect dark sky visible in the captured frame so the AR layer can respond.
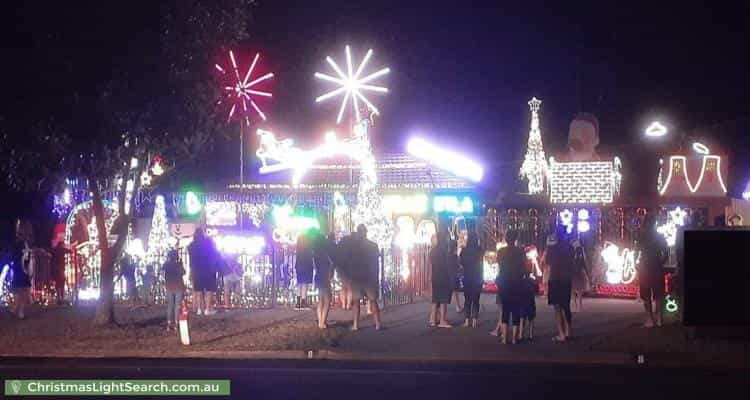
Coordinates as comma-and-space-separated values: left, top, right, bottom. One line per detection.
2, 1, 750, 195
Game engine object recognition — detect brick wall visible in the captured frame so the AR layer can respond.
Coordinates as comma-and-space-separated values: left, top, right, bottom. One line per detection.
550, 161, 615, 204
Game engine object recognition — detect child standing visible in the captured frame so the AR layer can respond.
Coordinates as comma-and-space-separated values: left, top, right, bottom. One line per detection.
164, 250, 185, 331
141, 264, 155, 306
519, 273, 538, 341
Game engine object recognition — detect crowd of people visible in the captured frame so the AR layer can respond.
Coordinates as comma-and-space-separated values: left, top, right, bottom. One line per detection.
5, 215, 670, 341
150, 224, 383, 332
429, 215, 669, 345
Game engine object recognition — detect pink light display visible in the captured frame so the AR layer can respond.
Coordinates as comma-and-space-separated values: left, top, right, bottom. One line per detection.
215, 50, 274, 124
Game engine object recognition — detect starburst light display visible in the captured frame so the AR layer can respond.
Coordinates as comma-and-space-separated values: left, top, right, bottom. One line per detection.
216, 50, 274, 124
315, 45, 390, 124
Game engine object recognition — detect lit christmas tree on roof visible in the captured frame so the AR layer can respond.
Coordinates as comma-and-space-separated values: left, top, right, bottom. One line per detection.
520, 97, 548, 195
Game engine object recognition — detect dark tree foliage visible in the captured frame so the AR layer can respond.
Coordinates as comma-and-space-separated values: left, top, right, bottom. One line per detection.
0, 0, 257, 325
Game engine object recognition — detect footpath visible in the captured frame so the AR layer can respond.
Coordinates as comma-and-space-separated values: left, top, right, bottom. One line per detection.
2, 296, 748, 368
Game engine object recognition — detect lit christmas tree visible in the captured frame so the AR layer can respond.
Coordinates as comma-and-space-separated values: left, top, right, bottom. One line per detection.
147, 195, 170, 268
351, 118, 393, 250
520, 97, 548, 195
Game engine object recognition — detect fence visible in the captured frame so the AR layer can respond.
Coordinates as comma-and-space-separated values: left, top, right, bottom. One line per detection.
15, 239, 435, 309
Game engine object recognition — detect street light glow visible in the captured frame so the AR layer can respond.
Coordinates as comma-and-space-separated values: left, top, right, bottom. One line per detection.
645, 121, 668, 137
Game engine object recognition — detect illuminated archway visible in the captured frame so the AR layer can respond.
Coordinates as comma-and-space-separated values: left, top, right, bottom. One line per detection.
64, 200, 119, 300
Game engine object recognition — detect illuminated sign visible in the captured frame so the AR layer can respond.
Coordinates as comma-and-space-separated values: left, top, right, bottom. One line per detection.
382, 194, 428, 215
185, 192, 202, 215
665, 295, 679, 313
271, 204, 320, 244
601, 242, 638, 285
205, 201, 238, 226
433, 196, 474, 214
213, 235, 265, 255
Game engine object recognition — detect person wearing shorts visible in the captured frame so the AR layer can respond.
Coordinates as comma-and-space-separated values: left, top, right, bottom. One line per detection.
545, 226, 575, 342
349, 225, 382, 331
520, 275, 537, 341
314, 233, 334, 328
222, 257, 242, 308
295, 233, 315, 310
638, 213, 668, 328
189, 229, 219, 315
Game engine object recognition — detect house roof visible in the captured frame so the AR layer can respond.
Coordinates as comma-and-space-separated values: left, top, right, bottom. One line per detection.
230, 152, 476, 193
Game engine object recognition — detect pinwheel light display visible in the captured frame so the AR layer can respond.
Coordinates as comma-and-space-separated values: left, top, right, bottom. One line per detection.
215, 50, 274, 192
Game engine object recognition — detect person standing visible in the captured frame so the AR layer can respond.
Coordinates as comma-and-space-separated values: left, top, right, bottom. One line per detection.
334, 233, 354, 310
189, 228, 219, 316
50, 241, 69, 305
163, 250, 185, 331
221, 256, 242, 309
497, 230, 525, 344
10, 220, 33, 319
119, 253, 138, 308
449, 237, 464, 314
489, 233, 508, 337
519, 271, 538, 341
545, 226, 575, 342
460, 231, 483, 328
638, 213, 668, 328
141, 263, 155, 306
350, 225, 383, 331
294, 233, 315, 310
519, 244, 539, 341
571, 239, 590, 312
314, 232, 334, 329
429, 230, 454, 328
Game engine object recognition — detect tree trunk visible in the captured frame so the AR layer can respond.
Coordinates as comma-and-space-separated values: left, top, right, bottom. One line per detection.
92, 183, 116, 326
92, 166, 142, 326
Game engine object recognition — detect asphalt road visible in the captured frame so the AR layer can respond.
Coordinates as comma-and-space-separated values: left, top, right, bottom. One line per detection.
2, 358, 748, 399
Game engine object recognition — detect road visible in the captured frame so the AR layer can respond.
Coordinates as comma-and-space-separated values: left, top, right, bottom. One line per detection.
2, 357, 748, 399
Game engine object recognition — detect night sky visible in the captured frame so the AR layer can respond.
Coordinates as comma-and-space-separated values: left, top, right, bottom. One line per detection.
2, 1, 749, 196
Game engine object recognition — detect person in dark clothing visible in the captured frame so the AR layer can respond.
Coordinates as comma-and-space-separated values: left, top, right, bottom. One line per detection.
544, 226, 575, 342
119, 253, 138, 307
497, 230, 526, 344
335, 233, 354, 310
349, 225, 382, 331
520, 245, 539, 341
314, 232, 335, 328
295, 233, 315, 310
638, 213, 669, 328
163, 249, 186, 331
520, 272, 538, 341
571, 240, 590, 312
10, 221, 33, 319
50, 241, 69, 305
189, 228, 219, 315
449, 237, 463, 313
429, 230, 454, 328
459, 231, 483, 328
